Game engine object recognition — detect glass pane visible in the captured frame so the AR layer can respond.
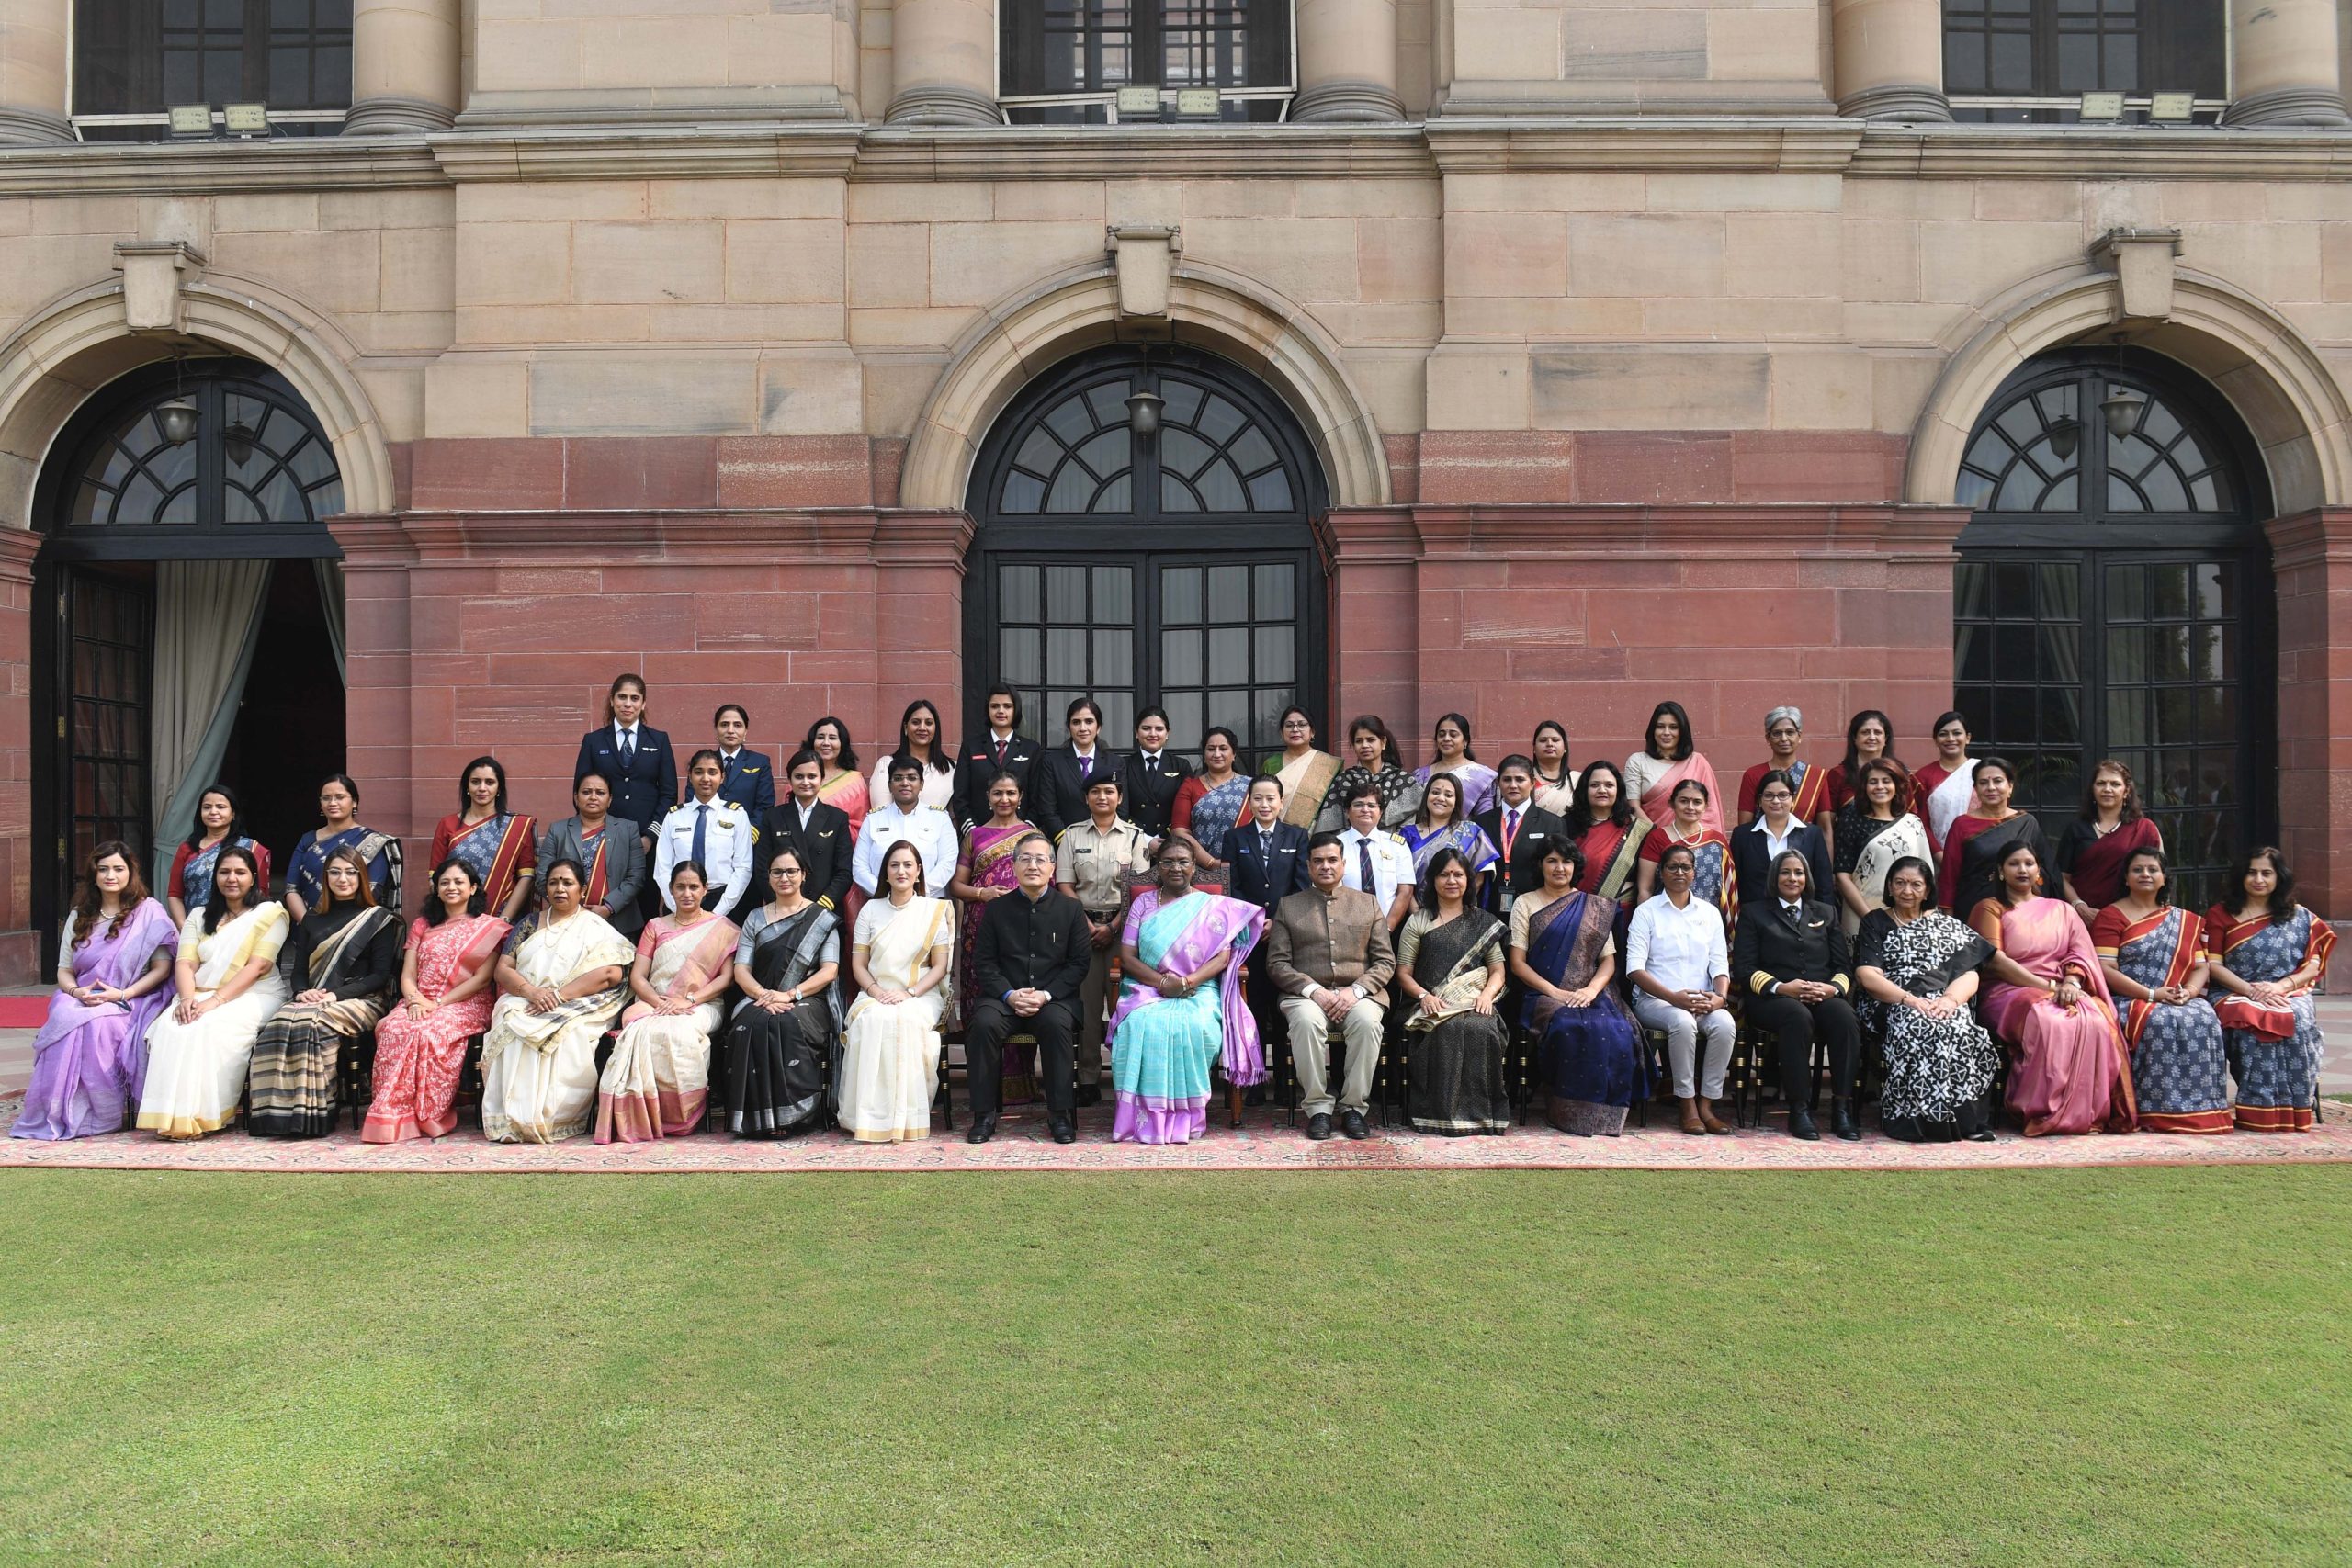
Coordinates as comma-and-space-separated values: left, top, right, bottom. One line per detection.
2036, 563, 2079, 621
1084, 381, 1130, 427
1161, 428, 1214, 479
2106, 562, 2144, 621
1046, 627, 1088, 686
1046, 565, 1087, 622
1207, 688, 1250, 741
1014, 427, 1063, 476
1254, 562, 1294, 620
2150, 564, 2191, 618
1046, 461, 1095, 512
1254, 626, 1294, 684
2106, 626, 2146, 685
1162, 566, 1202, 625
1206, 566, 1249, 622
1228, 426, 1276, 474
1208, 626, 1250, 686
1001, 564, 1040, 621
1000, 627, 1040, 685
1093, 627, 1133, 687
1044, 393, 1093, 445
1162, 691, 1203, 746
1993, 562, 2032, 618
1093, 565, 1131, 622
1160, 475, 1199, 513
1159, 380, 1204, 428
1953, 561, 1989, 618
1001, 471, 1046, 513
1075, 428, 1128, 479
1162, 628, 1202, 686
1195, 459, 1248, 512
1090, 474, 1131, 513
1246, 469, 1293, 511
1956, 624, 1991, 682
1197, 395, 1245, 444
1099, 690, 1134, 745
1251, 688, 1294, 750
1994, 625, 2038, 681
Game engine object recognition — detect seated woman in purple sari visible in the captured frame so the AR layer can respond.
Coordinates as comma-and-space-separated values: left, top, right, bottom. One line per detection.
1510, 840, 1644, 1135
1970, 840, 2135, 1136
1106, 840, 1266, 1145
11, 841, 179, 1141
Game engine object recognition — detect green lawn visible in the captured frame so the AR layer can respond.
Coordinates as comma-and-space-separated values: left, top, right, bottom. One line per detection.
2, 1168, 2347, 1567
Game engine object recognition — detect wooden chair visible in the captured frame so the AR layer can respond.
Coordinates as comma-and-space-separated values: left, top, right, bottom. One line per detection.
337, 1030, 379, 1131
457, 1033, 486, 1129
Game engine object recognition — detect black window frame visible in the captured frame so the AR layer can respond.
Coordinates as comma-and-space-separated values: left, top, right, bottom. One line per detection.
1941, 0, 2226, 123
1000, 0, 1295, 124
70, 0, 353, 142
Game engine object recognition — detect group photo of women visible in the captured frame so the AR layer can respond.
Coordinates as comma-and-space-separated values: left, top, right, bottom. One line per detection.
9, 682, 2335, 1151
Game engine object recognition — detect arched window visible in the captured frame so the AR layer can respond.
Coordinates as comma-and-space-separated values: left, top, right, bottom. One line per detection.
1001, 1, 1295, 124
1943, 0, 2224, 123
72, 0, 352, 141
1951, 350, 2271, 908
967, 345, 1326, 756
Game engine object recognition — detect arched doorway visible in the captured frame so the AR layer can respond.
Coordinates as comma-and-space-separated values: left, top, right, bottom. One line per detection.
30, 357, 348, 951
963, 345, 1329, 755
1951, 347, 2273, 908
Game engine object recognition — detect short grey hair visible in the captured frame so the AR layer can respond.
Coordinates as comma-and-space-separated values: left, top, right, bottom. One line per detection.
1763, 705, 1803, 731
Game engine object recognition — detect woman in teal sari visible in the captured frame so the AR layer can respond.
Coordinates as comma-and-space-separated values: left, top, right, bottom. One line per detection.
1106, 839, 1266, 1145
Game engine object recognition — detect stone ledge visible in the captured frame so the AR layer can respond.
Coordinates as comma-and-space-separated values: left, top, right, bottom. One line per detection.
1851, 122, 2352, 179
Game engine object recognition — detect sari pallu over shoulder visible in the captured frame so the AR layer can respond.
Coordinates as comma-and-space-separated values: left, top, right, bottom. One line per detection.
360, 913, 511, 1145
1107, 889, 1269, 1087
434, 812, 539, 913
11, 899, 180, 1141
723, 902, 842, 1138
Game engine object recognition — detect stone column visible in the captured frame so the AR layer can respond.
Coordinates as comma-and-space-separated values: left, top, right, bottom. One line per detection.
1294, 0, 1404, 121
345, 0, 463, 134
2223, 0, 2352, 127
0, 0, 72, 146
1829, 0, 1951, 121
887, 0, 999, 125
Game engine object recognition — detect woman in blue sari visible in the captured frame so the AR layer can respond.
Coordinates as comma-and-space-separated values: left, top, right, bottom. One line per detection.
287, 773, 403, 921
1170, 726, 1252, 893
1106, 839, 1266, 1144
1399, 773, 1501, 907
1510, 840, 1644, 1135
165, 785, 271, 925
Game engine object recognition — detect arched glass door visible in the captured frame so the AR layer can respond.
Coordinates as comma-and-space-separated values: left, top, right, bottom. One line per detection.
1951, 349, 2272, 908
965, 345, 1328, 758
31, 358, 349, 952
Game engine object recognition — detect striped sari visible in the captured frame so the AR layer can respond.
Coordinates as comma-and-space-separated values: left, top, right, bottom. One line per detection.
248, 904, 400, 1137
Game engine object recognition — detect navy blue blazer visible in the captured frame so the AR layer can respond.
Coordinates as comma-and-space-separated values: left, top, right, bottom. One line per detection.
574, 725, 677, 839
715, 748, 776, 818
1222, 820, 1311, 917
951, 732, 1045, 829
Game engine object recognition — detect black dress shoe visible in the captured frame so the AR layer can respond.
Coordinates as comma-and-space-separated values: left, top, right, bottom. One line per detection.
1306, 1112, 1334, 1142
1340, 1109, 1370, 1141
1787, 1107, 1821, 1141
966, 1112, 998, 1145
1073, 1084, 1102, 1108
1966, 1128, 1997, 1143
1049, 1115, 1077, 1145
1832, 1100, 1861, 1141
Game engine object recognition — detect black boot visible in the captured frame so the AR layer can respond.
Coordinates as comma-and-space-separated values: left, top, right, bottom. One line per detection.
1787, 1106, 1821, 1141
1831, 1099, 1860, 1142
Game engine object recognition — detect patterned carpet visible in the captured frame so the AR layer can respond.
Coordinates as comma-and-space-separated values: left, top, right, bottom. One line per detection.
3, 1091, 2347, 1174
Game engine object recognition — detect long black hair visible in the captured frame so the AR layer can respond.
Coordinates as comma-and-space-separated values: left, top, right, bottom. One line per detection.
897, 699, 955, 774
1564, 760, 1636, 835
1431, 712, 1476, 763
1530, 718, 1571, 780
804, 716, 859, 773
421, 856, 486, 927
1643, 702, 1695, 763
1347, 714, 1400, 772
182, 784, 246, 852
1840, 709, 1894, 780
202, 846, 265, 934
2231, 846, 2301, 925
457, 756, 508, 816
1417, 845, 1477, 908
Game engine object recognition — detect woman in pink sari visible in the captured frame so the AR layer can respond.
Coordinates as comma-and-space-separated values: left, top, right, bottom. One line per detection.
362, 857, 512, 1143
1623, 700, 1724, 838
597, 861, 741, 1142
1969, 840, 2135, 1135
1106, 840, 1267, 1144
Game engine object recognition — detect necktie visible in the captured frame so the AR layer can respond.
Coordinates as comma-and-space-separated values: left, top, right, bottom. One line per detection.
1358, 838, 1375, 898
691, 802, 708, 868
619, 728, 635, 770
1080, 753, 1092, 780
1781, 902, 1800, 925
1504, 808, 1521, 859
1260, 829, 1272, 861
993, 737, 1007, 767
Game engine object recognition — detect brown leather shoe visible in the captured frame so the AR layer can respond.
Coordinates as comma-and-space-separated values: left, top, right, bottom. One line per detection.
1678, 1096, 1705, 1135
1697, 1100, 1729, 1135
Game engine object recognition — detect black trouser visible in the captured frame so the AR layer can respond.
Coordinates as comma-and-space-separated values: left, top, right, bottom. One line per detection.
965, 996, 1080, 1117
1747, 991, 1860, 1106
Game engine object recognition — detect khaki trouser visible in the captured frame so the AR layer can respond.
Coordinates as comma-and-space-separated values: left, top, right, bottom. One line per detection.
1279, 995, 1384, 1117
1077, 927, 1115, 1086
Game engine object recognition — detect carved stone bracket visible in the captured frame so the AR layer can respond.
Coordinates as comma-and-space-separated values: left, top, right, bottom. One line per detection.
111, 238, 208, 332
2090, 227, 2183, 327
1106, 224, 1181, 319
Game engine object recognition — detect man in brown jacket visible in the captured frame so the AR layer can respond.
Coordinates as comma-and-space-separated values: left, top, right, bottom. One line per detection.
1266, 833, 1396, 1142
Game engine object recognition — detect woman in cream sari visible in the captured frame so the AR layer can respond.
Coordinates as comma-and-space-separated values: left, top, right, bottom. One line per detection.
841, 840, 953, 1142
481, 857, 634, 1144
1265, 705, 1344, 833
1832, 759, 1937, 936
597, 860, 739, 1143
138, 847, 291, 1139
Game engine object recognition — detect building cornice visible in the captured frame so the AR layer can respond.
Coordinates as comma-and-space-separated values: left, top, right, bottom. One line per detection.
3, 119, 2351, 197
332, 508, 963, 565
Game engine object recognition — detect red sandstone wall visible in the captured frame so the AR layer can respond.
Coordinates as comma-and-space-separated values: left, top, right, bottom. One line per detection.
0, 530, 38, 981
2266, 509, 2352, 918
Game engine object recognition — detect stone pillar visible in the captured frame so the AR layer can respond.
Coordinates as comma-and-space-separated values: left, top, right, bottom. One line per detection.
887, 0, 999, 126
1829, 0, 1951, 121
2263, 508, 2352, 918
1294, 0, 1404, 122
2223, 0, 2352, 127
0, 0, 72, 145
345, 0, 463, 134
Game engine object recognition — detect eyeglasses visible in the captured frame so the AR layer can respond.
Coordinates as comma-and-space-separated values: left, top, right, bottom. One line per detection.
1014, 853, 1054, 866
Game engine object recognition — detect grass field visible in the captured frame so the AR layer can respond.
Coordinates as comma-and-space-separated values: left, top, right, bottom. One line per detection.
1, 1167, 2347, 1567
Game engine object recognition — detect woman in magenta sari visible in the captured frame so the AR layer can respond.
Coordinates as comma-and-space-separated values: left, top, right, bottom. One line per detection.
361, 858, 511, 1144
1106, 840, 1266, 1145
1971, 840, 2135, 1135
11, 841, 179, 1141
951, 770, 1042, 1103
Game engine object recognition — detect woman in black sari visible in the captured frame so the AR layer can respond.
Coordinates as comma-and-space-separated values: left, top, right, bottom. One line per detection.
1395, 847, 1510, 1135
722, 848, 842, 1136
248, 847, 401, 1137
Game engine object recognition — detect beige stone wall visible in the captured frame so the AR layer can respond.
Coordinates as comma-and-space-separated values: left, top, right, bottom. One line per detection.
467, 0, 862, 123
1437, 0, 1833, 115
